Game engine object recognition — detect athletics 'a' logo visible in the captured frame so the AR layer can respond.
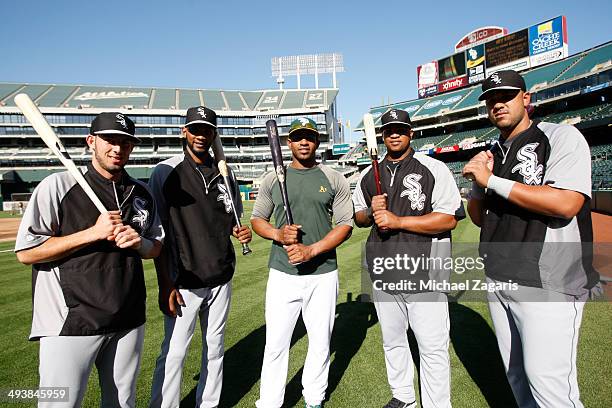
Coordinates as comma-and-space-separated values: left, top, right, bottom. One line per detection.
512, 143, 543, 185
132, 197, 149, 230
400, 173, 426, 211
217, 183, 233, 213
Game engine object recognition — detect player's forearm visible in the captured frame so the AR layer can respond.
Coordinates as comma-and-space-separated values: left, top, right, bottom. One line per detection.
399, 212, 457, 235
15, 227, 99, 265
153, 246, 174, 289
354, 209, 374, 228
495, 181, 585, 219
309, 225, 353, 257
139, 238, 162, 259
251, 217, 280, 241
467, 199, 484, 227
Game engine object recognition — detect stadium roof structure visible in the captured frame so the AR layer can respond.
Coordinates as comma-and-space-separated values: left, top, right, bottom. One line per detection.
0, 83, 339, 115
356, 41, 612, 130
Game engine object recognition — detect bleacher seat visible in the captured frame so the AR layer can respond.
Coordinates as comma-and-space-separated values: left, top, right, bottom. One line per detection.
280, 91, 306, 109
37, 85, 79, 107
178, 89, 201, 110
412, 88, 471, 118
66, 86, 151, 109
151, 89, 176, 109
240, 91, 263, 110
523, 56, 582, 90
3, 84, 51, 107
222, 91, 245, 111
556, 43, 612, 82
202, 90, 227, 110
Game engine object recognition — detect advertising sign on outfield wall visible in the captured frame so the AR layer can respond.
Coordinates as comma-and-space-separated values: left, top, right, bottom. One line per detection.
417, 62, 438, 90
455, 26, 508, 52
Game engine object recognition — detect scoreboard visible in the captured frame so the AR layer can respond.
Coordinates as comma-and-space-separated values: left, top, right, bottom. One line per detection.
417, 16, 568, 99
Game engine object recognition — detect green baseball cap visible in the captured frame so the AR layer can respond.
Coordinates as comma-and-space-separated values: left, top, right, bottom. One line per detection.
288, 117, 319, 138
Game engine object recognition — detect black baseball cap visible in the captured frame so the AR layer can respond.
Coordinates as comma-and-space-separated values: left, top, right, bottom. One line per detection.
478, 70, 527, 101
380, 109, 412, 130
184, 106, 217, 128
90, 112, 140, 143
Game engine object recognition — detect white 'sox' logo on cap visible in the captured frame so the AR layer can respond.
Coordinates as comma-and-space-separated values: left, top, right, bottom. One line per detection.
390, 110, 398, 119
490, 73, 502, 84
116, 114, 127, 129
197, 107, 207, 118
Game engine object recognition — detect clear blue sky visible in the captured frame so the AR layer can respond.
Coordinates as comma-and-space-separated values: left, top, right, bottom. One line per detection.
2, 0, 611, 142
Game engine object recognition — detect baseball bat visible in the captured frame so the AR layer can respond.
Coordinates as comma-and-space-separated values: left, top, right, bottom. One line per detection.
364, 113, 389, 232
14, 93, 107, 213
211, 135, 252, 255
265, 119, 295, 225
363, 113, 383, 195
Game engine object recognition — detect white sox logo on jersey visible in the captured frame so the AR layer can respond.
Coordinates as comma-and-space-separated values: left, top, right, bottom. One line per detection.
400, 173, 426, 210
132, 197, 149, 229
511, 143, 543, 185
217, 183, 233, 213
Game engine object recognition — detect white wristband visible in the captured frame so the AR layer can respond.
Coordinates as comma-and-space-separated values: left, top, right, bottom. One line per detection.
468, 181, 485, 200
137, 237, 154, 257
487, 175, 515, 200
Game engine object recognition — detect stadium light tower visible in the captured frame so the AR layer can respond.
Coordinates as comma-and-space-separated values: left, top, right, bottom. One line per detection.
271, 53, 344, 89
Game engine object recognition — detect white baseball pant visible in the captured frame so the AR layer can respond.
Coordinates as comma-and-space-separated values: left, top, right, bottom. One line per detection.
373, 289, 451, 408
149, 283, 231, 408
256, 269, 338, 408
488, 284, 586, 408
38, 324, 145, 408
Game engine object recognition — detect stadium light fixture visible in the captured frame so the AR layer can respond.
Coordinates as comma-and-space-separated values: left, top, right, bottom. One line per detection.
271, 53, 344, 90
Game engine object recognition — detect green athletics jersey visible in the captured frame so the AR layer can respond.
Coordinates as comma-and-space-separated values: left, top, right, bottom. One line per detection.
252, 164, 354, 275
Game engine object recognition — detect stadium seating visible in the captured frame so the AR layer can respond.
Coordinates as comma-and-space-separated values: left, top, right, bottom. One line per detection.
451, 88, 482, 111
202, 90, 228, 110
0, 83, 21, 102
66, 86, 151, 109
437, 128, 496, 147
556, 43, 612, 82
257, 91, 284, 110
523, 56, 582, 90
412, 88, 472, 118
305, 90, 326, 107
150, 89, 176, 109
37, 85, 78, 107
280, 90, 306, 109
241, 91, 263, 110
3, 84, 51, 107
178, 89, 201, 110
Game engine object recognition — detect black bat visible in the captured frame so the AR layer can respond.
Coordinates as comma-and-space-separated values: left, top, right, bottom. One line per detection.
265, 119, 295, 225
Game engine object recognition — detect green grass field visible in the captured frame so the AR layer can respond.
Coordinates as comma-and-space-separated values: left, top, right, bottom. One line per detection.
0, 202, 610, 407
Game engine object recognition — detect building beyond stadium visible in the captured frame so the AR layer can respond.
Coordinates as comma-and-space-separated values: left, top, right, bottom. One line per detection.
0, 85, 345, 202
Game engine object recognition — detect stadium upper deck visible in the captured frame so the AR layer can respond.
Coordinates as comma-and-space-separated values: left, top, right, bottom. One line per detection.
347, 41, 611, 192
0, 85, 340, 189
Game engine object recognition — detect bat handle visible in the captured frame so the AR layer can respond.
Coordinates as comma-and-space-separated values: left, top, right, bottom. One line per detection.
371, 160, 389, 233
372, 161, 383, 196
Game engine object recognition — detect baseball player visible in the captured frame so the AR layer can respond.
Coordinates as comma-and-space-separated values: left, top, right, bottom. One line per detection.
463, 70, 599, 408
148, 106, 251, 408
353, 109, 463, 408
251, 118, 353, 408
15, 112, 164, 407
